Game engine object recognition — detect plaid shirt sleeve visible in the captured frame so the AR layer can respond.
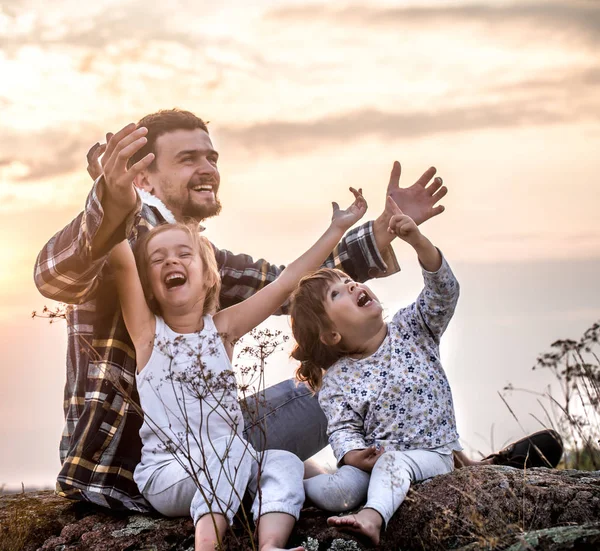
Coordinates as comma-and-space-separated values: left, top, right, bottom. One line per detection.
214, 220, 400, 311
34, 177, 142, 304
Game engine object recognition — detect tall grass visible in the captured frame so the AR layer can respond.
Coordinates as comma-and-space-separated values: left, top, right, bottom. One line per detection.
505, 320, 600, 470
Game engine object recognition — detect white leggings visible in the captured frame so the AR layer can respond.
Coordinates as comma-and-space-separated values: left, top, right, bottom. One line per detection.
304, 448, 454, 526
143, 437, 305, 525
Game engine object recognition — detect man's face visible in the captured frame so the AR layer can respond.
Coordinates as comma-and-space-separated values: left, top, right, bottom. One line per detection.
144, 129, 222, 222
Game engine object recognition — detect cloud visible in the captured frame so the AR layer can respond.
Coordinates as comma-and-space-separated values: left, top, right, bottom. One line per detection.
267, 1, 600, 44
1, 0, 199, 51
0, 0, 266, 73
3, 63, 598, 179
0, 125, 101, 182
217, 94, 600, 154
492, 67, 600, 94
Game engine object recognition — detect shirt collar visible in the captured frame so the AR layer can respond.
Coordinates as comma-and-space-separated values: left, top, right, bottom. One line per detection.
137, 188, 177, 224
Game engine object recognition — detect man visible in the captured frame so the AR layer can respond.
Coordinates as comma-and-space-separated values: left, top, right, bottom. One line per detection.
33, 108, 452, 511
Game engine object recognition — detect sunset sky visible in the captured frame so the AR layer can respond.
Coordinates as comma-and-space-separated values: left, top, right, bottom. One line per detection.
1, 0, 599, 489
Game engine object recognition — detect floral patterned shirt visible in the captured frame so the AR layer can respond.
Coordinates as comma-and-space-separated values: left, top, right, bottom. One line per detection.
319, 253, 460, 463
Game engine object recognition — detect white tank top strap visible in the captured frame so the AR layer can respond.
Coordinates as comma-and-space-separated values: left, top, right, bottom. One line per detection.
202, 314, 216, 332
154, 314, 168, 338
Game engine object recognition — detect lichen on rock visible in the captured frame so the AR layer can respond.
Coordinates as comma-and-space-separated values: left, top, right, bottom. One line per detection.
2, 467, 599, 550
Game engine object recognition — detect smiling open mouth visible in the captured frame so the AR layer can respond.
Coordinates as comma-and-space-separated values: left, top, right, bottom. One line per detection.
190, 184, 215, 194
165, 272, 187, 289
357, 290, 372, 307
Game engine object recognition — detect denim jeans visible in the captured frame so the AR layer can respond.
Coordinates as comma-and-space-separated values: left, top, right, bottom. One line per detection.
240, 378, 328, 460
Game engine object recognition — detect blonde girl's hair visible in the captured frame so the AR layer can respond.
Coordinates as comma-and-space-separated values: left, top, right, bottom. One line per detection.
133, 222, 221, 316
289, 268, 348, 392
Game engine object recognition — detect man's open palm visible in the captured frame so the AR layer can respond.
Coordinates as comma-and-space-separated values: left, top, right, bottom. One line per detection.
386, 161, 447, 226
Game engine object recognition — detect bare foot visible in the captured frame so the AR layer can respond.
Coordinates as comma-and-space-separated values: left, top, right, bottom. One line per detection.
327, 508, 383, 545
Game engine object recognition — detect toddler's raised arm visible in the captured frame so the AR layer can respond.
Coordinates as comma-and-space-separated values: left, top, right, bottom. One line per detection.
215, 188, 367, 344
387, 197, 459, 340
109, 240, 156, 370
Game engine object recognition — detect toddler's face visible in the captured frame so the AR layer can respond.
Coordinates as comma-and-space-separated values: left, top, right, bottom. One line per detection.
322, 275, 383, 336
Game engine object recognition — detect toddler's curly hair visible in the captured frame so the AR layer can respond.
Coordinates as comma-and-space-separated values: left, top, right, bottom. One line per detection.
290, 268, 349, 391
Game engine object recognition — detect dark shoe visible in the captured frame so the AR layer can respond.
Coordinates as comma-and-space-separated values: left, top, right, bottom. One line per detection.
486, 429, 563, 468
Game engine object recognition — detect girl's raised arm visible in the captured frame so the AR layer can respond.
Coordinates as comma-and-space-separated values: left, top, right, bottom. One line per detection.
109, 240, 156, 371
214, 188, 367, 349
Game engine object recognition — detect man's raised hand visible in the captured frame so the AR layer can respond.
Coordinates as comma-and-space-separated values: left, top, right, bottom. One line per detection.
99, 123, 154, 213
385, 161, 447, 226
331, 186, 368, 231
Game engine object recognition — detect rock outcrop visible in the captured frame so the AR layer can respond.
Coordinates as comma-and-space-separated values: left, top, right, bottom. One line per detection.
1, 466, 599, 550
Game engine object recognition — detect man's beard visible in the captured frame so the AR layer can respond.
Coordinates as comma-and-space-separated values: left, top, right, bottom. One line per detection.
182, 197, 222, 221
157, 174, 223, 222
183, 173, 222, 221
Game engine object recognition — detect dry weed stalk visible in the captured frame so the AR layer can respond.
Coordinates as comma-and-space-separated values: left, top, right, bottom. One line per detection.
33, 305, 288, 550
504, 320, 600, 470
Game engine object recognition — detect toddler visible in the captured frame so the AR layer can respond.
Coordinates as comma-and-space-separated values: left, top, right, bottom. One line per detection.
290, 198, 461, 545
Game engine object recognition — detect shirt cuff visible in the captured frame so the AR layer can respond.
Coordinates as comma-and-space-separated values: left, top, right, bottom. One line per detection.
372, 242, 401, 279
330, 434, 368, 467
362, 220, 400, 280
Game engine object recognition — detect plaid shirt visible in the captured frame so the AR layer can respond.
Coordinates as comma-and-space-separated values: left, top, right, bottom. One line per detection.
34, 178, 399, 511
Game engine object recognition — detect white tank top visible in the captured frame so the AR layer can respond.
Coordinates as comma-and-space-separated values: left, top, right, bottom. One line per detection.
134, 315, 244, 491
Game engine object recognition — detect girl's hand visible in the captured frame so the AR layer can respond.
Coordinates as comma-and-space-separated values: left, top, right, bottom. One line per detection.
342, 445, 385, 473
386, 196, 423, 247
331, 187, 368, 231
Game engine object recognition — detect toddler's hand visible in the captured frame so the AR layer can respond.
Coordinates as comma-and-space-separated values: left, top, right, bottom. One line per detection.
386, 196, 423, 246
342, 445, 385, 473
331, 187, 367, 232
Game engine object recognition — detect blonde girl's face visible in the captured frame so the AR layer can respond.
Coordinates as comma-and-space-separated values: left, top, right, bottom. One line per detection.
146, 228, 206, 311
323, 274, 383, 337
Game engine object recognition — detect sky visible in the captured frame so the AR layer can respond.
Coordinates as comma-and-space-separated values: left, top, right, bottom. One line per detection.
1, 0, 599, 489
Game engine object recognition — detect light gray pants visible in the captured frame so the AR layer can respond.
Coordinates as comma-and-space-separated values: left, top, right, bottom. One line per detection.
304, 449, 454, 526
143, 437, 305, 525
